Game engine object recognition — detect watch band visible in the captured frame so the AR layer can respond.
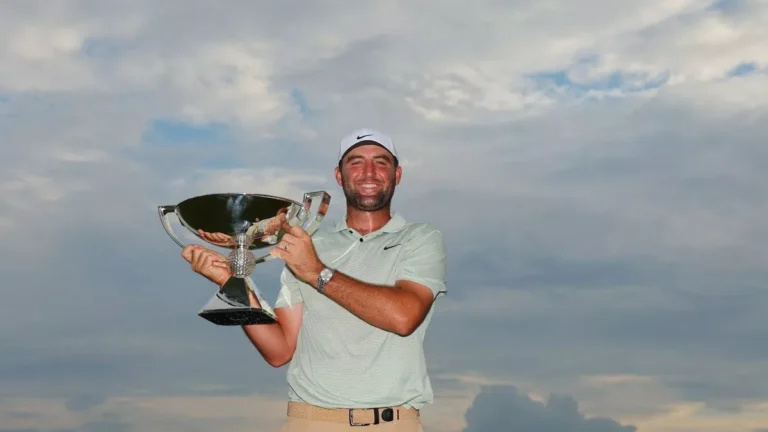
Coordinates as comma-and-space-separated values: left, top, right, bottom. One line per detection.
317, 267, 334, 294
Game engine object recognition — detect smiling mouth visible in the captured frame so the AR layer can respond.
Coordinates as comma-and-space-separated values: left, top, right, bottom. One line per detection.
356, 184, 384, 195
358, 183, 383, 189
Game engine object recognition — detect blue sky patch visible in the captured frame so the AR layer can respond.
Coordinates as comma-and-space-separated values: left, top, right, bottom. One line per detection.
290, 88, 311, 116
140, 119, 242, 170
728, 62, 757, 77
532, 71, 572, 87
709, 0, 745, 13
142, 118, 234, 147
530, 68, 668, 96
81, 37, 128, 59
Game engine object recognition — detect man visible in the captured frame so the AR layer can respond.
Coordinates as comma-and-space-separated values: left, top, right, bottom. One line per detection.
182, 129, 447, 431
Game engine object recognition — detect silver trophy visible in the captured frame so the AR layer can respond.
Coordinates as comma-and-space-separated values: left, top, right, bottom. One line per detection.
158, 191, 331, 326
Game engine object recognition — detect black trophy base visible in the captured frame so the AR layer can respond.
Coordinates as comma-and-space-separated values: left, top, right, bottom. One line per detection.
198, 307, 277, 326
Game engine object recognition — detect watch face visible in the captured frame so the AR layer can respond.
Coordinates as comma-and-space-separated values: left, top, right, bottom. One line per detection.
320, 268, 333, 280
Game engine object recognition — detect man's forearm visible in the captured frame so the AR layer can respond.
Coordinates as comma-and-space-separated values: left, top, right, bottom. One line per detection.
240, 322, 293, 367
317, 271, 426, 336
238, 289, 294, 367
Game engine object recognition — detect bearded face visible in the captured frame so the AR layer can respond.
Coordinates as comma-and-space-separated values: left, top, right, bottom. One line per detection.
336, 144, 401, 212
340, 168, 396, 211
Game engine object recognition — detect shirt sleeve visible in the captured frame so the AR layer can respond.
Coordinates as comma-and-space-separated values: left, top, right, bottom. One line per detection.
396, 228, 447, 299
274, 266, 305, 308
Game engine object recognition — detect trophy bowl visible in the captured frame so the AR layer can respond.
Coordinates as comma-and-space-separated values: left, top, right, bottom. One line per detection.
158, 191, 331, 326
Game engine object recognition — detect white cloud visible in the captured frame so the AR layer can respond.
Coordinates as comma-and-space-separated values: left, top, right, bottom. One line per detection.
169, 167, 331, 200
1, 172, 90, 206
8, 25, 84, 60
152, 42, 292, 130
49, 148, 109, 163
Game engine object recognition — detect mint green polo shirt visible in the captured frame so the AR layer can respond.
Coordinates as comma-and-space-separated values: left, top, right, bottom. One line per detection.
274, 212, 447, 409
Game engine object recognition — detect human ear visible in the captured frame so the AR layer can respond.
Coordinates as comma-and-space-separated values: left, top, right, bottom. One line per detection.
334, 166, 342, 186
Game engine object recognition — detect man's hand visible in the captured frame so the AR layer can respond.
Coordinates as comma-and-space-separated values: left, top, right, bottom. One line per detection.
181, 244, 231, 286
270, 222, 323, 285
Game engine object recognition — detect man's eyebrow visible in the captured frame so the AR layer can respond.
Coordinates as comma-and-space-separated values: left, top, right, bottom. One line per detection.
345, 154, 393, 162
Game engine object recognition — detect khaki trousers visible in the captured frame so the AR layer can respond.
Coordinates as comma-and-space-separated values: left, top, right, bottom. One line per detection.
278, 417, 423, 431
278, 402, 424, 432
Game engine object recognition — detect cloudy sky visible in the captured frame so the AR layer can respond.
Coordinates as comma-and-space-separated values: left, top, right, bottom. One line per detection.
1, 0, 767, 431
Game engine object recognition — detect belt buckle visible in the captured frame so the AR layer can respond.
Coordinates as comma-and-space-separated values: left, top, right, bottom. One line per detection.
349, 408, 377, 426
348, 408, 395, 426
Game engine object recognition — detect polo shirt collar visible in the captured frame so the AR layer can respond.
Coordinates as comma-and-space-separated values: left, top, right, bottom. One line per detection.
332, 212, 407, 234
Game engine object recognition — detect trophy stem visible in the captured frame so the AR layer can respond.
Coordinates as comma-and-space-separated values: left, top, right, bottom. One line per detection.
197, 233, 277, 326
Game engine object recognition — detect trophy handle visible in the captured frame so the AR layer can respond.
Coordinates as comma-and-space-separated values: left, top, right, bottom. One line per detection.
252, 191, 331, 264
158, 205, 186, 248
297, 191, 331, 235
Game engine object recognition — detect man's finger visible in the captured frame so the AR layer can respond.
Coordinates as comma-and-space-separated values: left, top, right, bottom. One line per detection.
187, 244, 202, 255
270, 247, 285, 260
192, 249, 207, 266
205, 253, 226, 268
276, 239, 296, 254
182, 244, 201, 257
200, 253, 215, 270
282, 222, 307, 238
181, 246, 193, 261
206, 252, 226, 265
189, 248, 202, 265
195, 248, 211, 262
193, 250, 217, 269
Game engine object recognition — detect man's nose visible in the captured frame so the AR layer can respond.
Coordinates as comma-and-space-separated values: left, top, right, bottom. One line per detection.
363, 161, 376, 175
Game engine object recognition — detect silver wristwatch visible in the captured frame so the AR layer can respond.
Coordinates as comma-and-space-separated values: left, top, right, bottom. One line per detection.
317, 267, 334, 294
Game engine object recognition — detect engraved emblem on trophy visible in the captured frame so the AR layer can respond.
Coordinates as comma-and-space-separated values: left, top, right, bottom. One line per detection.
158, 191, 331, 326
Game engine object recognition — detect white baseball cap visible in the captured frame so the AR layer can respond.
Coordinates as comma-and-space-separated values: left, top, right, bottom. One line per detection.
338, 128, 399, 165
